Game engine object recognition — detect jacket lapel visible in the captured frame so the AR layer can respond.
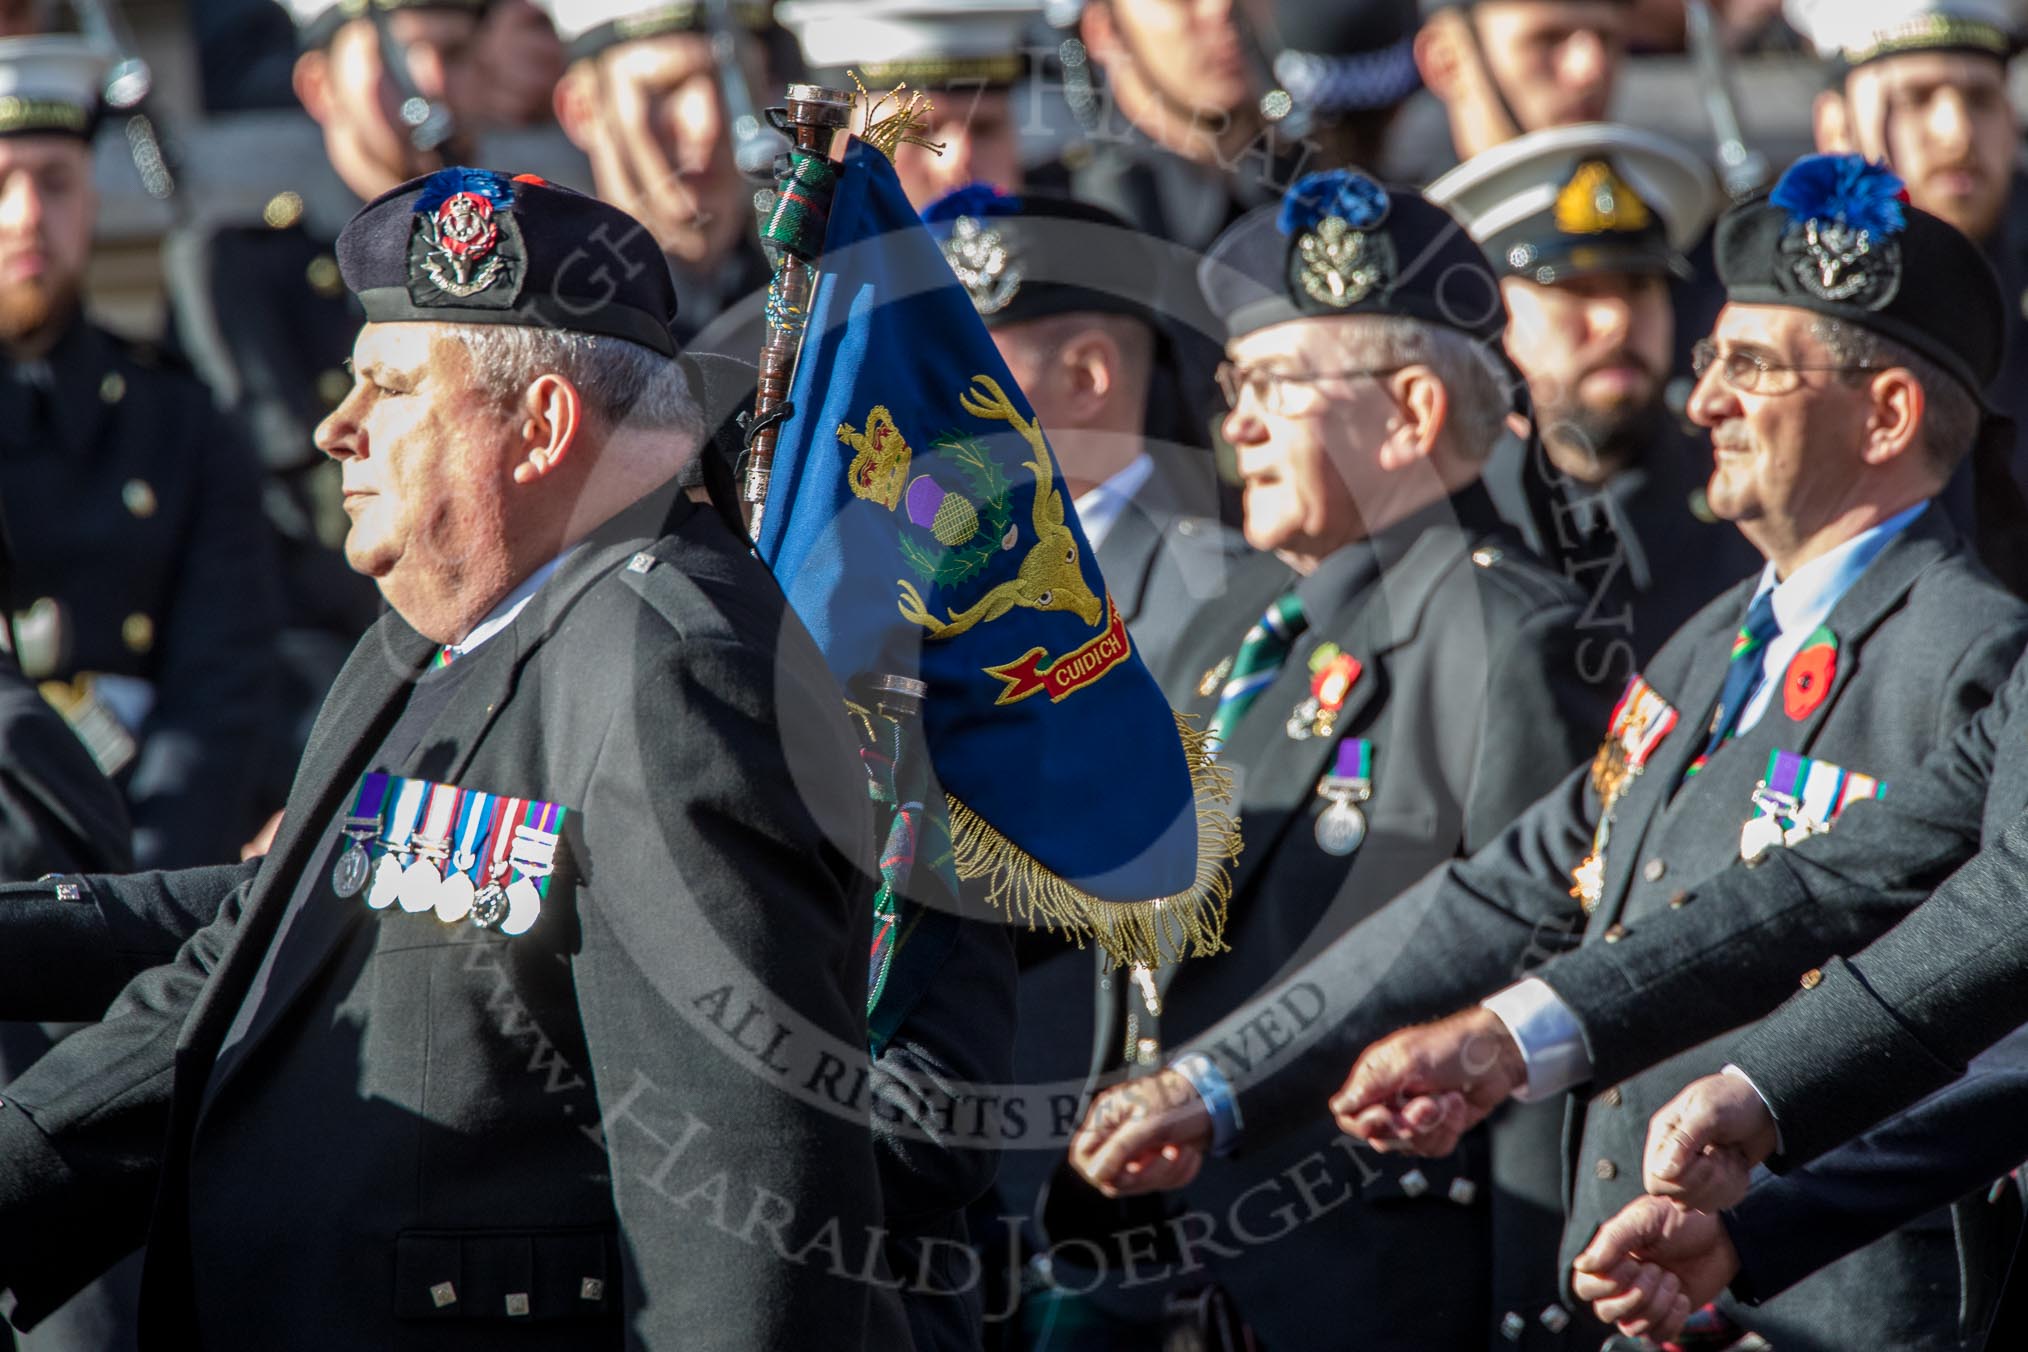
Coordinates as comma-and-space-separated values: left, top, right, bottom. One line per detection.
183, 613, 435, 1099
199, 499, 688, 1108
1218, 523, 1463, 902
1096, 503, 1165, 631
1780, 507, 1953, 757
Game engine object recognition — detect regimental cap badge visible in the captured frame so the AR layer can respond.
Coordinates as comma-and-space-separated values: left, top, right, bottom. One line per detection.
406, 167, 528, 309
1278, 169, 1397, 310
1554, 159, 1654, 236
1769, 154, 1909, 311
943, 215, 1022, 316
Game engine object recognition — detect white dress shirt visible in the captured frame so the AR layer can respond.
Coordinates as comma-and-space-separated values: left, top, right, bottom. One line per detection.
1071, 453, 1155, 552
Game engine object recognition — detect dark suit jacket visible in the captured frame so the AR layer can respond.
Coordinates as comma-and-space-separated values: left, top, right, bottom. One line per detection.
1720, 1027, 2028, 1348
0, 317, 283, 868
1094, 450, 1250, 687
1171, 505, 2028, 1347
1069, 482, 1609, 1348
1528, 552, 2028, 1171
0, 495, 893, 1350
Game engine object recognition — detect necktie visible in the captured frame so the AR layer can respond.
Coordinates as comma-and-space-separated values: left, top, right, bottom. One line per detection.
1206, 591, 1309, 755
1687, 588, 1781, 776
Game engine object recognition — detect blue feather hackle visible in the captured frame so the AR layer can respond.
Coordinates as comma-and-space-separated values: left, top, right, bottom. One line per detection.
920, 182, 1018, 226
1769, 155, 1907, 238
1278, 170, 1390, 237
414, 167, 517, 215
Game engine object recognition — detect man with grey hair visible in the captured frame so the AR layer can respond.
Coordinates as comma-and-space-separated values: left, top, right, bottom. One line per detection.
1031, 171, 1609, 1351
0, 169, 893, 1347
1156, 154, 2028, 1352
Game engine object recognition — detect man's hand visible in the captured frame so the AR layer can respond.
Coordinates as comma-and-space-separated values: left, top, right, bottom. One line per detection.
1643, 1072, 1778, 1211
1571, 1194, 1740, 1343
1329, 1007, 1525, 1155
1069, 1070, 1211, 1198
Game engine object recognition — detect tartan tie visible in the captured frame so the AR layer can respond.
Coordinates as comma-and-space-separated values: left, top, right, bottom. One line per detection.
1687, 588, 1781, 777
1206, 591, 1308, 755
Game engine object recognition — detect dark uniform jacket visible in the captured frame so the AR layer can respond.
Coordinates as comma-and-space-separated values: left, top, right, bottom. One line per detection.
1068, 481, 1608, 1348
1174, 505, 2028, 1348
0, 495, 894, 1350
0, 660, 137, 1352
1094, 449, 1250, 678
165, 196, 383, 646
0, 317, 282, 869
1528, 564, 2028, 1170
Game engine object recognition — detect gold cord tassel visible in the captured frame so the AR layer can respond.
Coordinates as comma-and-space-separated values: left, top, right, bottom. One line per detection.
850, 73, 946, 160
947, 711, 1240, 968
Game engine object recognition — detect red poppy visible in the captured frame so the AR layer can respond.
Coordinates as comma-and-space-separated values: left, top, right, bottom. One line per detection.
1784, 643, 1836, 720
1312, 653, 1362, 711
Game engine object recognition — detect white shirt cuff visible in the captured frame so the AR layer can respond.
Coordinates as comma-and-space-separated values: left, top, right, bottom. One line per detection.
1721, 1063, 1785, 1156
1480, 978, 1594, 1101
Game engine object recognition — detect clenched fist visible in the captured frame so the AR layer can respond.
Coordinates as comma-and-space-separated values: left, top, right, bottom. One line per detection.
1329, 1006, 1525, 1156
1571, 1194, 1740, 1342
1069, 1070, 1211, 1198
1643, 1071, 1778, 1211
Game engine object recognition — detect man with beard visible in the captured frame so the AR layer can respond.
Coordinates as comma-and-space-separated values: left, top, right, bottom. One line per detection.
1430, 123, 1761, 667
1789, 0, 2028, 589
1069, 154, 2028, 1352
0, 37, 281, 869
165, 0, 490, 814
541, 0, 777, 353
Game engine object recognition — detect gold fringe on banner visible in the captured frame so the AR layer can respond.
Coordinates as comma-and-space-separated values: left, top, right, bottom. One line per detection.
849, 73, 946, 160
947, 711, 1240, 969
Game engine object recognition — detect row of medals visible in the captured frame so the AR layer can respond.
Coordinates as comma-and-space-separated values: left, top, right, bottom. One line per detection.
329, 818, 550, 936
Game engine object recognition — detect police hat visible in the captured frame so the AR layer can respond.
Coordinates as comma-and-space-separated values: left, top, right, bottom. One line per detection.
1428, 122, 1719, 284
1715, 154, 2004, 398
336, 166, 682, 356
1788, 0, 2021, 68
1199, 168, 1508, 346
920, 184, 1161, 331
533, 0, 771, 63
0, 37, 107, 140
1268, 0, 1422, 117
277, 0, 493, 49
775, 0, 1042, 91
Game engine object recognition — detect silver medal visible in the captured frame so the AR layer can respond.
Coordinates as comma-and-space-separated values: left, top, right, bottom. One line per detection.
1739, 813, 1786, 862
436, 870, 477, 923
399, 859, 442, 914
470, 883, 510, 930
1286, 697, 1320, 741
501, 876, 543, 935
331, 840, 371, 898
366, 853, 406, 910
1314, 797, 1368, 856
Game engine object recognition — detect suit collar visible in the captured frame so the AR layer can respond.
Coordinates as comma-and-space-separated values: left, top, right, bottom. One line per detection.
1213, 488, 1496, 899
1294, 479, 1504, 646
1777, 499, 1954, 753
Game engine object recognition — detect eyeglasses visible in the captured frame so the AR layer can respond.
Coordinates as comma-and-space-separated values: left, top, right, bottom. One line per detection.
1215, 361, 1405, 414
1690, 339, 1885, 397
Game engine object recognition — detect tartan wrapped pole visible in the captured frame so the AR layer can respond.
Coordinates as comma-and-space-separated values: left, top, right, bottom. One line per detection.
742, 83, 854, 540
